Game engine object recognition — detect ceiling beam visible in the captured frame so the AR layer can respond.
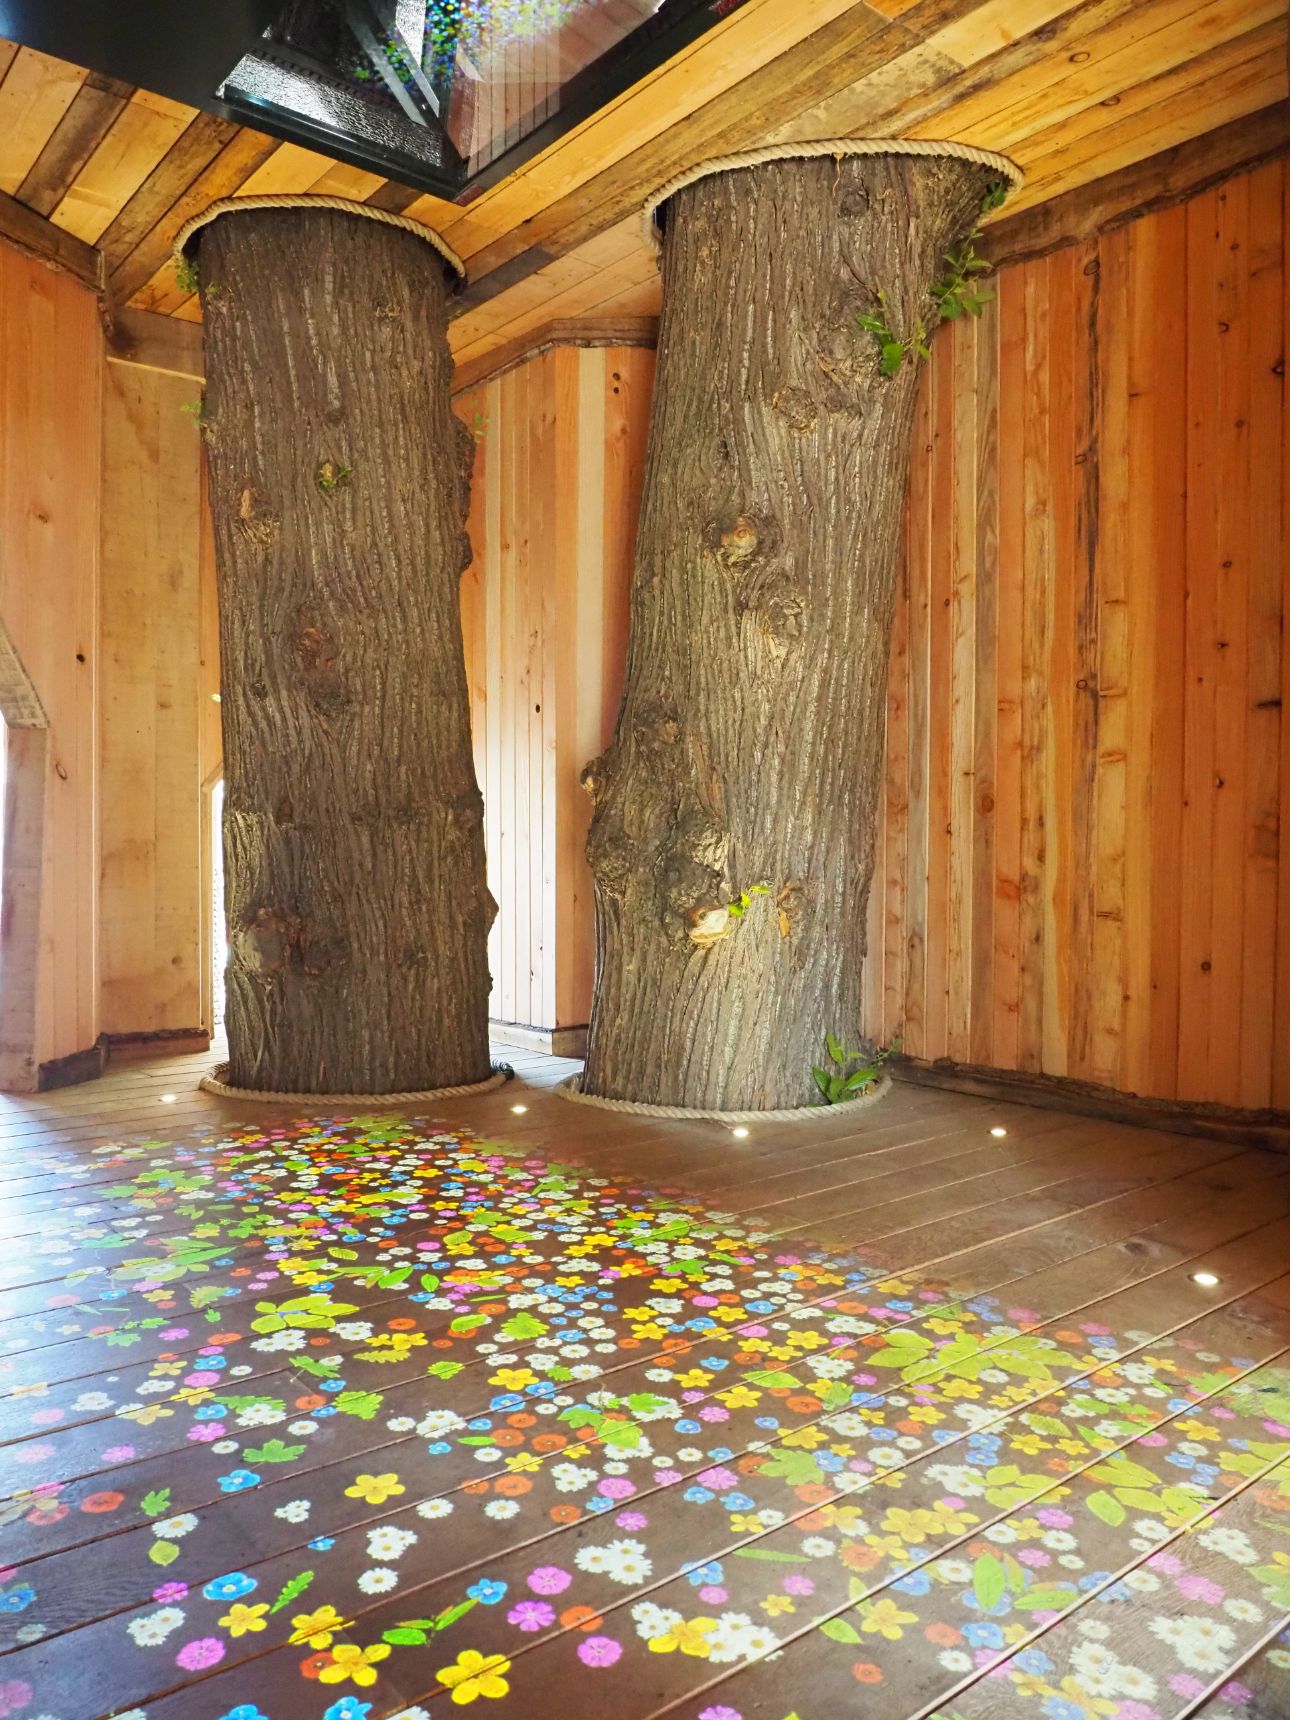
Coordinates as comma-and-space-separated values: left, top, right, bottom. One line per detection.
0, 186, 102, 293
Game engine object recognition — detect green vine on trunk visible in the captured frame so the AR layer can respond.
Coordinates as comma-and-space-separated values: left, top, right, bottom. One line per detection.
316, 460, 352, 493
810, 1033, 894, 1104
727, 882, 770, 919
174, 254, 198, 296
857, 178, 1008, 375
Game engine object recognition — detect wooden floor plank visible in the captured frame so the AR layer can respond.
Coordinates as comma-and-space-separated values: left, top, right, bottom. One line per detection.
1, 1047, 1287, 1720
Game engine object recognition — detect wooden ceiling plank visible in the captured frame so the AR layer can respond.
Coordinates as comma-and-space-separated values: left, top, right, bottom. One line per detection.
49, 89, 196, 245
232, 141, 337, 199
131, 258, 195, 318
98, 111, 238, 272
982, 99, 1290, 269
0, 46, 88, 197
766, 39, 962, 146
0, 41, 18, 87
914, 0, 1284, 154
450, 244, 658, 368
1006, 43, 1286, 212
452, 6, 913, 286
16, 68, 134, 216
112, 125, 282, 304
106, 305, 203, 379
984, 22, 1286, 173
307, 161, 387, 201
434, 0, 874, 256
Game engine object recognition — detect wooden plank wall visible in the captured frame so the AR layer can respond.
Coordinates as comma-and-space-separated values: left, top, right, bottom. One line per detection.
863, 156, 1289, 1112
98, 359, 206, 1034
0, 243, 101, 1070
457, 344, 654, 1031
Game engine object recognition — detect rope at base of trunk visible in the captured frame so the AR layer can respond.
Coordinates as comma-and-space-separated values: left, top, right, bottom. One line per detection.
643, 137, 1024, 252
554, 1071, 892, 1123
198, 1062, 513, 1103
174, 195, 465, 278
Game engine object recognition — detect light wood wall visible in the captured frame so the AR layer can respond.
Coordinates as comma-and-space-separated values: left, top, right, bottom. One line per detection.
457, 344, 654, 1032
0, 244, 101, 1079
99, 360, 206, 1035
862, 157, 1290, 1113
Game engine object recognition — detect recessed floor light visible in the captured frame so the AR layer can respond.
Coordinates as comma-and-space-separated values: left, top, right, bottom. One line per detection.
511, 1104, 527, 1114
731, 1126, 750, 1139
990, 1126, 1007, 1137
160, 1094, 176, 1103
1192, 1270, 1220, 1287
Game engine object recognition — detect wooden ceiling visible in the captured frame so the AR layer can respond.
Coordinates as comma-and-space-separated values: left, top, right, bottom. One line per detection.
0, 0, 1285, 386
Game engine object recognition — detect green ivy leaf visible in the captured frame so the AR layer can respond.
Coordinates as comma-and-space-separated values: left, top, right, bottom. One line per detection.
880, 342, 906, 375
140, 1488, 171, 1517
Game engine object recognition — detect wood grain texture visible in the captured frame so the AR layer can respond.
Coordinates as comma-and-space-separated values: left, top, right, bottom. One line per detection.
0, 244, 102, 1072
867, 156, 1290, 1112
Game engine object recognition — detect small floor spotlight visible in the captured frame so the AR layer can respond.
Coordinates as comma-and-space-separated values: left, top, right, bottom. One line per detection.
1192, 1270, 1220, 1288
731, 1126, 750, 1139
990, 1125, 1007, 1137
511, 1103, 528, 1114
160, 1093, 177, 1104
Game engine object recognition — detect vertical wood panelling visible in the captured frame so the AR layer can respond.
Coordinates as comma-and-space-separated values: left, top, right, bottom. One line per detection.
0, 244, 101, 1074
99, 362, 205, 1034
868, 155, 1290, 1111
460, 344, 652, 1032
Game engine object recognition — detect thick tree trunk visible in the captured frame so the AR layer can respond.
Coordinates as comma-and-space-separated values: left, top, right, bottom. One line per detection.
198, 207, 493, 1094
582, 153, 994, 1110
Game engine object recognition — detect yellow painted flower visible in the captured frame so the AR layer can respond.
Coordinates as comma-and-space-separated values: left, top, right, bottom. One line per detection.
716, 1385, 760, 1409
648, 1616, 717, 1657
345, 1472, 404, 1505
318, 1642, 392, 1686
729, 1513, 765, 1536
220, 1601, 269, 1638
761, 1594, 796, 1617
435, 1648, 512, 1703
673, 1369, 713, 1390
118, 1403, 174, 1427
879, 1507, 942, 1544
490, 1367, 538, 1391
289, 1604, 352, 1648
1052, 1675, 1117, 1717
860, 1598, 919, 1641
781, 1425, 828, 1450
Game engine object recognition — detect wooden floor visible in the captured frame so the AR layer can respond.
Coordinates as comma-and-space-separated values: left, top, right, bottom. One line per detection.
1, 1046, 1288, 1720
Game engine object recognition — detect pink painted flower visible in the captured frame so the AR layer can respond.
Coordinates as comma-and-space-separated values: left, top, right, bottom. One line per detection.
528, 1566, 571, 1595
507, 1600, 555, 1632
0, 1680, 33, 1718
188, 1424, 225, 1443
698, 1705, 742, 1720
698, 1405, 729, 1422
577, 1636, 622, 1667
153, 1582, 189, 1604
782, 1575, 814, 1596
101, 1446, 136, 1463
698, 1586, 728, 1605
1036, 1508, 1072, 1528
1220, 1685, 1253, 1706
1169, 1673, 1206, 1699
600, 1478, 635, 1499
654, 1470, 682, 1486
1177, 1574, 1223, 1604
698, 1468, 738, 1491
615, 1512, 647, 1531
176, 1638, 225, 1671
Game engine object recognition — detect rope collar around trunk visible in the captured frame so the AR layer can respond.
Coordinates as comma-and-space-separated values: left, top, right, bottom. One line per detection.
642, 137, 1024, 253
554, 1070, 893, 1123
174, 194, 465, 279
198, 1062, 512, 1103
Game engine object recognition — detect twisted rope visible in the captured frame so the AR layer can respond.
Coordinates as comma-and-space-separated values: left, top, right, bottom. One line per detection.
198, 1061, 512, 1103
553, 1070, 892, 1124
642, 137, 1023, 253
174, 194, 465, 278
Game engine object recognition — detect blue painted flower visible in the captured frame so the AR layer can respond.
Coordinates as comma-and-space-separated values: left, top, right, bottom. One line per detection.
685, 1562, 724, 1588
195, 1404, 227, 1421
308, 1536, 336, 1551
217, 1706, 271, 1720
1015, 1648, 1055, 1675
217, 1470, 261, 1494
719, 1492, 754, 1512
203, 1572, 257, 1600
754, 1417, 780, 1431
427, 1441, 452, 1456
893, 1569, 932, 1596
587, 1496, 613, 1514
323, 1700, 371, 1720
1041, 1699, 1084, 1720
675, 1420, 701, 1436
684, 1487, 714, 1504
468, 1579, 507, 1605
320, 1378, 346, 1393
707, 1447, 734, 1462
0, 1587, 36, 1614
963, 1621, 1006, 1649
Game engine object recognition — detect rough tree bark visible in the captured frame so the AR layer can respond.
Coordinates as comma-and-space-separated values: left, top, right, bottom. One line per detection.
582, 153, 995, 1110
198, 207, 493, 1094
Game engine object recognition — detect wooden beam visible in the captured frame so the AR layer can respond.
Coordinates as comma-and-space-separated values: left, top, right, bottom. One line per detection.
106, 304, 204, 379
0, 186, 102, 293
982, 98, 1290, 270
451, 313, 658, 392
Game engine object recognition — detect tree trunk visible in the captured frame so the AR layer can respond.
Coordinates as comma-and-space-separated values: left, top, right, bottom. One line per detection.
582, 153, 995, 1110
198, 207, 493, 1094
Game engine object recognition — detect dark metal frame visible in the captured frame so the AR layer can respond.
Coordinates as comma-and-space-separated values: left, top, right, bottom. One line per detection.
4, 0, 746, 204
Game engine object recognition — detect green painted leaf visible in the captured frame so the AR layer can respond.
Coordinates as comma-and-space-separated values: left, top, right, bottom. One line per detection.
269, 1570, 315, 1614
140, 1488, 171, 1517
972, 1552, 1006, 1613
433, 1598, 478, 1631
450, 1314, 489, 1335
1011, 1587, 1080, 1612
500, 1312, 547, 1341
148, 1540, 180, 1567
383, 1626, 428, 1646
819, 1617, 862, 1644
333, 1390, 383, 1421
732, 1547, 807, 1562
1086, 1490, 1126, 1527
243, 1439, 306, 1464
426, 1359, 463, 1380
